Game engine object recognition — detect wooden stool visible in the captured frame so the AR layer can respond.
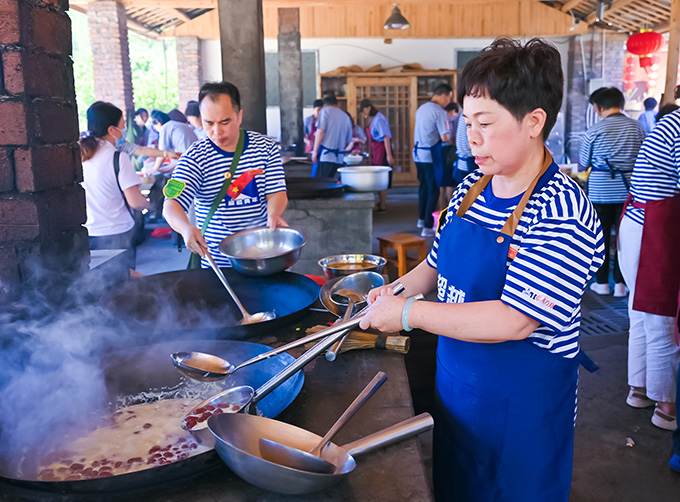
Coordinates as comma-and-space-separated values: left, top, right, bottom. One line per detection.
378, 233, 428, 278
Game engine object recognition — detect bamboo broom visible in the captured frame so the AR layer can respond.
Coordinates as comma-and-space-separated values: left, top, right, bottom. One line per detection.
304, 325, 410, 355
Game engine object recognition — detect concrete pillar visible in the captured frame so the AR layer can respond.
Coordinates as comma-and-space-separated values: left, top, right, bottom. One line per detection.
278, 8, 304, 155
564, 33, 626, 162
177, 36, 202, 111
87, 0, 134, 117
0, 0, 88, 300
217, 0, 267, 133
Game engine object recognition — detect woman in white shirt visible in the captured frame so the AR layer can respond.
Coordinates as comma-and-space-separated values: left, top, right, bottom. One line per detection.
79, 102, 151, 269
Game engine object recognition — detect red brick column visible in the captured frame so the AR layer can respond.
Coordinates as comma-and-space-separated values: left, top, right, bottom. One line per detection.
87, 0, 134, 115
0, 0, 89, 300
177, 36, 202, 111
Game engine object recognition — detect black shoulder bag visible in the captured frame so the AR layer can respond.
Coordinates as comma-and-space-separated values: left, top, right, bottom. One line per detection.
113, 151, 146, 247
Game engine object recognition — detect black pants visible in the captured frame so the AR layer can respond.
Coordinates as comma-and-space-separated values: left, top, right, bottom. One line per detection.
592, 202, 624, 284
89, 226, 137, 270
316, 162, 342, 179
416, 162, 439, 228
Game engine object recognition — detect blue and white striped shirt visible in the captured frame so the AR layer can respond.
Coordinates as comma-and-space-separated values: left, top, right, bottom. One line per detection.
625, 109, 680, 226
170, 131, 287, 268
579, 114, 646, 204
427, 166, 604, 359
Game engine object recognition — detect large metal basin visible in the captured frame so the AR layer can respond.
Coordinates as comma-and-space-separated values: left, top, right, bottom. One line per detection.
337, 166, 391, 192
219, 227, 306, 276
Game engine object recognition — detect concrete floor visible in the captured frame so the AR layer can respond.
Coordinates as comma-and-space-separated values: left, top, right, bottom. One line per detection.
134, 187, 680, 501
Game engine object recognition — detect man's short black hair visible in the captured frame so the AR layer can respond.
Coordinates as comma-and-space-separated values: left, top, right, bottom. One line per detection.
198, 81, 241, 111
151, 110, 171, 126
185, 100, 200, 118
643, 97, 658, 110
323, 94, 338, 106
445, 102, 459, 113
433, 83, 453, 97
589, 87, 625, 110
134, 108, 148, 118
458, 37, 563, 141
313, 99, 324, 108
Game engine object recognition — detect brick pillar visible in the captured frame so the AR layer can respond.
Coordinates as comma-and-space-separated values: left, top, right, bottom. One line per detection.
177, 36, 202, 111
87, 0, 134, 116
0, 0, 89, 300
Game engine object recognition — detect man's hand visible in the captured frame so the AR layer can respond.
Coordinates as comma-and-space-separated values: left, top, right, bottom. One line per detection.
267, 214, 289, 230
183, 226, 209, 257
166, 151, 181, 160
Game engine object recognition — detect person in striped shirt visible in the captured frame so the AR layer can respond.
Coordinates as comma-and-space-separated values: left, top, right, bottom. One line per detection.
359, 37, 604, 501
618, 107, 680, 432
579, 87, 646, 297
163, 81, 288, 269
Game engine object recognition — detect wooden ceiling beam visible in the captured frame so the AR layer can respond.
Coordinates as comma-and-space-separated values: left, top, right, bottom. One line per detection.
586, 0, 639, 24
560, 0, 586, 12
72, 0, 547, 6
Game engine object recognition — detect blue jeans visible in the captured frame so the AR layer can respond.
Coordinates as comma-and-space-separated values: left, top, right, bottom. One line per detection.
416, 162, 439, 228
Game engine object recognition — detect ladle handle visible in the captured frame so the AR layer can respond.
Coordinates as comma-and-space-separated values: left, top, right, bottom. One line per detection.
325, 298, 356, 361
311, 371, 387, 457
250, 283, 404, 408
342, 413, 434, 458
205, 251, 249, 317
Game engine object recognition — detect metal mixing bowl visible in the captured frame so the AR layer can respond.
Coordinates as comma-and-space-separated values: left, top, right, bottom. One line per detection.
318, 254, 387, 280
219, 228, 305, 276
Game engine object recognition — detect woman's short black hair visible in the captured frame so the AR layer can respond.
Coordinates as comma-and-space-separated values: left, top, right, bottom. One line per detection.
151, 110, 171, 126
198, 81, 241, 111
457, 37, 563, 141
589, 87, 625, 110
185, 100, 200, 118
80, 101, 123, 161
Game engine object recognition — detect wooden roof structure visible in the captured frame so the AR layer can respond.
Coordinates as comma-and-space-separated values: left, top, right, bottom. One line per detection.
71, 0, 675, 38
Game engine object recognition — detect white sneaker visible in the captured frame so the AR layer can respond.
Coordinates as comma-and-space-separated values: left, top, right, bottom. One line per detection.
589, 282, 610, 295
614, 283, 629, 297
652, 407, 677, 431
420, 228, 435, 237
416, 219, 425, 228
626, 387, 655, 408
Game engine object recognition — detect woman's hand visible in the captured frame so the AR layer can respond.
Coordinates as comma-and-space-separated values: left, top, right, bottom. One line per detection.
359, 294, 408, 333
367, 284, 394, 304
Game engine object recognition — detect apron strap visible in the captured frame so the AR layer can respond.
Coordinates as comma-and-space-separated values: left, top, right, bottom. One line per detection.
456, 149, 554, 237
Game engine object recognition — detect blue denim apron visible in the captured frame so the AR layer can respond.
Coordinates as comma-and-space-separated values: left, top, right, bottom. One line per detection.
432, 154, 580, 501
414, 140, 445, 186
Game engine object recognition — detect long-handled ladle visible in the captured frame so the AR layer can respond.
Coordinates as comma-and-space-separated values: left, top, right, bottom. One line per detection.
258, 371, 387, 474
205, 250, 275, 325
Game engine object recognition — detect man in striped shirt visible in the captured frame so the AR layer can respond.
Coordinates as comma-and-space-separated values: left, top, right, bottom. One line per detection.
579, 87, 646, 297
163, 81, 288, 269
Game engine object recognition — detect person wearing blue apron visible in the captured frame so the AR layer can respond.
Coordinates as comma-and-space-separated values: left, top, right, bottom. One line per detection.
413, 84, 452, 236
360, 38, 605, 501
312, 95, 353, 179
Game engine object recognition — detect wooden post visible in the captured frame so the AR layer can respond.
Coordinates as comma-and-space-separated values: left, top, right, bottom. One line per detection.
664, 0, 680, 104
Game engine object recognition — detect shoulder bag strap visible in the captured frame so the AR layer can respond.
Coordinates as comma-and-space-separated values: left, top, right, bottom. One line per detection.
112, 150, 134, 218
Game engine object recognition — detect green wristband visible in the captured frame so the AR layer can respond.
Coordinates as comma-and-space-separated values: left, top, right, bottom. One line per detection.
402, 297, 418, 332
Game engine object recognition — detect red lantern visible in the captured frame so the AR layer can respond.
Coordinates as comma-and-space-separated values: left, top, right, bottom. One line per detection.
627, 30, 663, 71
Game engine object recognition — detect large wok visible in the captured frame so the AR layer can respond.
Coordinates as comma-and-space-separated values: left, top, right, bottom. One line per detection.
100, 269, 320, 340
0, 340, 304, 493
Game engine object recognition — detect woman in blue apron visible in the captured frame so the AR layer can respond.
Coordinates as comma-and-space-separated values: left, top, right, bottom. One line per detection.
360, 38, 604, 501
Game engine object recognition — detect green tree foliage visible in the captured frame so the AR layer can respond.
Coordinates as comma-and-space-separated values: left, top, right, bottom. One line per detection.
69, 11, 179, 131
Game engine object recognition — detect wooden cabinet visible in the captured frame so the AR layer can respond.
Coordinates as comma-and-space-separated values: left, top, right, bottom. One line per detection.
320, 70, 456, 186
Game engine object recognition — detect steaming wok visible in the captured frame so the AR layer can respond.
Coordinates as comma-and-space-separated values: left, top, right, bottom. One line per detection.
100, 269, 319, 340
0, 340, 304, 493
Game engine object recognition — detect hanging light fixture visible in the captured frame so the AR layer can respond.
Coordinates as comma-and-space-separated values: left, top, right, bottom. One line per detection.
384, 3, 410, 30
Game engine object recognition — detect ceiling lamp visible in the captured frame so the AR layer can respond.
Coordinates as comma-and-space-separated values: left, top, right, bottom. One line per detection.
626, 30, 663, 70
384, 4, 410, 30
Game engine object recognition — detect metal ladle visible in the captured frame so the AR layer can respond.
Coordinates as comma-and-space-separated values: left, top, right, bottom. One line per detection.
258, 371, 387, 474
205, 250, 275, 325
325, 289, 366, 362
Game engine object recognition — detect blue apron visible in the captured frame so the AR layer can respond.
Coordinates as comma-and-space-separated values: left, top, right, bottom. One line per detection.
432, 153, 584, 501
414, 140, 445, 186
313, 144, 344, 178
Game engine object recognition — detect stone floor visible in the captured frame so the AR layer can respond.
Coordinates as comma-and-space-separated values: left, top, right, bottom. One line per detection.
134, 187, 680, 502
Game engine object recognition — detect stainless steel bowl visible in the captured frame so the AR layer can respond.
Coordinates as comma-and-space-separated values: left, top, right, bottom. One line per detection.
219, 227, 305, 276
337, 166, 391, 192
318, 254, 387, 280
